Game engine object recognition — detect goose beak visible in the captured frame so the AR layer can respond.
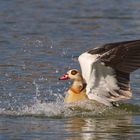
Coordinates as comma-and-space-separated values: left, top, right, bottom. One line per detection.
59, 74, 70, 80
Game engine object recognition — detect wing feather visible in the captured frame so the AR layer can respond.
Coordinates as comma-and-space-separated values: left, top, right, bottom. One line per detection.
79, 40, 140, 106
79, 52, 119, 106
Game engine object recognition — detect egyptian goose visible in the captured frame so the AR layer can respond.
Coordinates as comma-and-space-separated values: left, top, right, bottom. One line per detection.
60, 40, 140, 106
59, 69, 88, 103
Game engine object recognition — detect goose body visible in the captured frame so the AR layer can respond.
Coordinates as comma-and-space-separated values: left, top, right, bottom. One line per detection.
60, 40, 140, 106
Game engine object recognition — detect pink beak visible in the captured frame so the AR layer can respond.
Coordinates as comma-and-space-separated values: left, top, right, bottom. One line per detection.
59, 74, 70, 80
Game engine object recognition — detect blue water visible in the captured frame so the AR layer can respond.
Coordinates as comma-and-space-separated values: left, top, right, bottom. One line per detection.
0, 0, 140, 139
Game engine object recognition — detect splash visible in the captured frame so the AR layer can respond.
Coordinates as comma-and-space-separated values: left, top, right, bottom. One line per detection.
0, 95, 112, 117
20, 99, 66, 117
1, 80, 139, 117
1, 97, 140, 117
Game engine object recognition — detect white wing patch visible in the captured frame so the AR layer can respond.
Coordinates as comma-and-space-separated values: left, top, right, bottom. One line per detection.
78, 52, 120, 106
78, 52, 99, 82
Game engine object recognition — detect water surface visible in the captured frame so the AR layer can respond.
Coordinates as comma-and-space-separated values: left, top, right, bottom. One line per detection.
0, 0, 140, 139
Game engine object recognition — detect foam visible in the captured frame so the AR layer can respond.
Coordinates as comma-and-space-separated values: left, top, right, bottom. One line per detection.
0, 97, 112, 118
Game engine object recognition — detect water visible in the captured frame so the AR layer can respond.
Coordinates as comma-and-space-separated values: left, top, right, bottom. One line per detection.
0, 0, 140, 139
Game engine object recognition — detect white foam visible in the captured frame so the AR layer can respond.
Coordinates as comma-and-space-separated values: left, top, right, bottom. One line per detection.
0, 98, 111, 117
21, 100, 65, 117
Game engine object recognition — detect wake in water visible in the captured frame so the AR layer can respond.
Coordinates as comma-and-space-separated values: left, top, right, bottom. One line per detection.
1, 94, 140, 118
0, 97, 107, 117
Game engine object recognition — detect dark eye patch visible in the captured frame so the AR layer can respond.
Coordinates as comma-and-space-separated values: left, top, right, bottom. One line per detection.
71, 70, 78, 75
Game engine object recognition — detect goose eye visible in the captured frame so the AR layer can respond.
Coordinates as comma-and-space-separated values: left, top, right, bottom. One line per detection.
71, 70, 78, 75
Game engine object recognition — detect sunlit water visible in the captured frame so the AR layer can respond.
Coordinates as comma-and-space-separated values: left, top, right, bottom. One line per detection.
0, 0, 140, 140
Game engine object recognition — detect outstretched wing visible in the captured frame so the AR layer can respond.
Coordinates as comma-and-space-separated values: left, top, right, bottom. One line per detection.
79, 40, 140, 106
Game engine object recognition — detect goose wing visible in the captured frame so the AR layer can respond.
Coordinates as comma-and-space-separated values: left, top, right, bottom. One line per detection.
78, 40, 140, 106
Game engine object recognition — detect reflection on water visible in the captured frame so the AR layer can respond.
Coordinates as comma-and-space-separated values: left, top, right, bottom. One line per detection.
1, 114, 140, 140
0, 0, 140, 139
65, 116, 134, 140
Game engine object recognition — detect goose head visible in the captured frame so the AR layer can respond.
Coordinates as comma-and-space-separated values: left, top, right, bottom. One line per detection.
59, 69, 83, 81
59, 69, 88, 103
